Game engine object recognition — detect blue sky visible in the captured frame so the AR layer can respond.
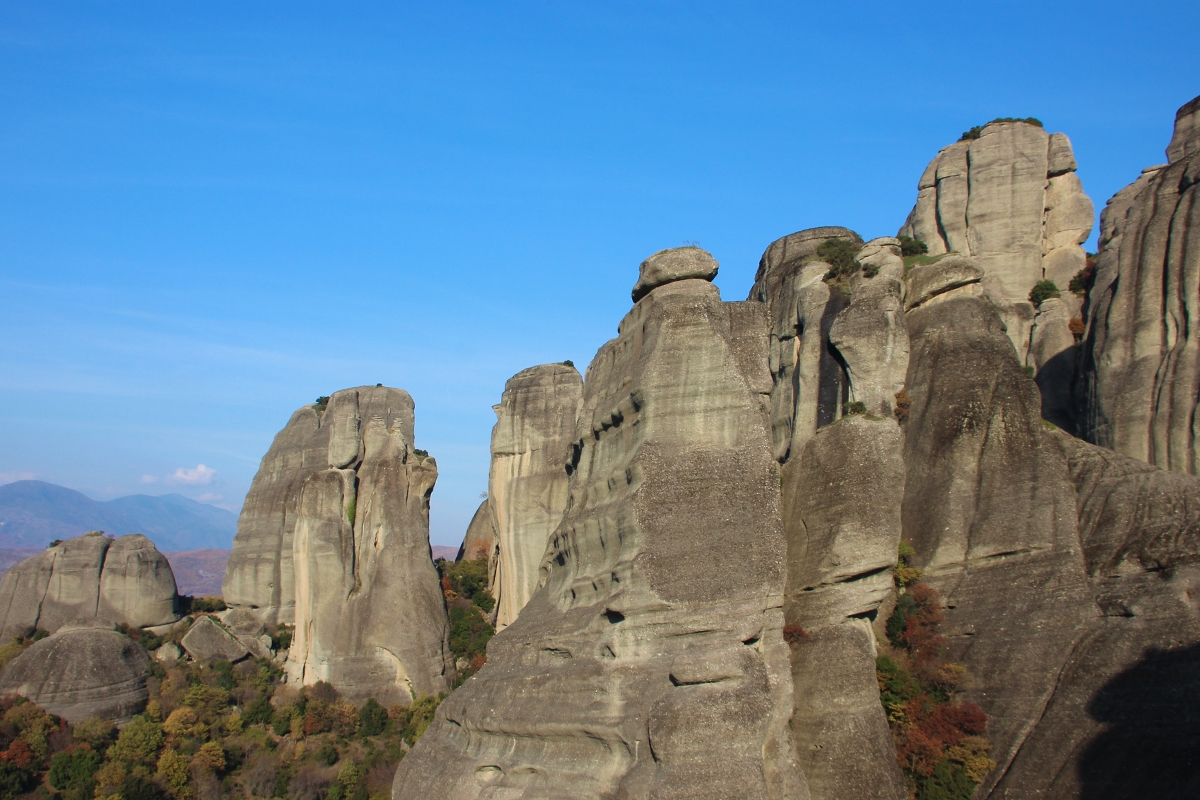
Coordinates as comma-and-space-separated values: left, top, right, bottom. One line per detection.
1, 1, 1196, 546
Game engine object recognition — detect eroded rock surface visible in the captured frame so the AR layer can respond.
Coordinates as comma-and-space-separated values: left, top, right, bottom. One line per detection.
266, 386, 454, 704
0, 621, 150, 723
829, 275, 909, 419
455, 499, 496, 565
0, 534, 178, 640
1081, 94, 1200, 473
899, 120, 1094, 364
901, 295, 1099, 794
782, 415, 907, 799
748, 227, 857, 462
487, 364, 582, 629
631, 246, 719, 302
394, 271, 794, 798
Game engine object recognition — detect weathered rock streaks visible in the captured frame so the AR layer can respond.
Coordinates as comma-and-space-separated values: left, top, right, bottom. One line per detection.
487, 364, 582, 630
1081, 94, 1200, 474
394, 260, 794, 798
0, 622, 151, 723
0, 533, 178, 640
224, 386, 453, 704
900, 120, 1094, 364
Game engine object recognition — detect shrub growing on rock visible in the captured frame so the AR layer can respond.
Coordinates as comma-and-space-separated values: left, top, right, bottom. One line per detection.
898, 235, 928, 257
1028, 280, 1060, 307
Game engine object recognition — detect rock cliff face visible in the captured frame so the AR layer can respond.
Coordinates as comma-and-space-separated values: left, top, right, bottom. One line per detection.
225, 386, 453, 704
455, 499, 496, 565
487, 364, 582, 630
394, 252, 796, 798
0, 620, 151, 723
899, 120, 1094, 368
0, 534, 178, 639
1081, 95, 1200, 473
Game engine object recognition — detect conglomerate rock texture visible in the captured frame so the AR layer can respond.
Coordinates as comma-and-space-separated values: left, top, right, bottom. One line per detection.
899, 120, 1094, 367
0, 621, 151, 723
225, 386, 453, 704
487, 364, 583, 630
1081, 94, 1200, 474
394, 267, 797, 798
0, 533, 178, 640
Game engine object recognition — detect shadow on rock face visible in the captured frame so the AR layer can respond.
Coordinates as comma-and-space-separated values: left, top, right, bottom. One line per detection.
1079, 643, 1200, 799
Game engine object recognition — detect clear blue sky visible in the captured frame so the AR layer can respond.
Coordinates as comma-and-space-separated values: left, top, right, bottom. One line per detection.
2, 1, 1196, 545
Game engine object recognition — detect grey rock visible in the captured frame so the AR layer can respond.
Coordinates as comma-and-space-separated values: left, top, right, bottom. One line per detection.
899, 120, 1094, 362
394, 274, 794, 799
904, 253, 984, 310
284, 389, 453, 704
631, 246, 719, 302
0, 533, 178, 640
855, 237, 905, 282
988, 432, 1200, 797
829, 278, 909, 418
748, 228, 857, 462
0, 626, 150, 723
454, 499, 496, 565
487, 364, 582, 629
238, 633, 273, 661
220, 605, 266, 637
902, 295, 1099, 794
1029, 297, 1079, 430
782, 416, 907, 799
155, 642, 181, 663
1082, 95, 1200, 473
181, 615, 250, 663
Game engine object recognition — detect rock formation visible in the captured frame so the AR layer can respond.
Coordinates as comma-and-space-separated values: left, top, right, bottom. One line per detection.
181, 615, 251, 663
0, 620, 151, 723
747, 227, 857, 461
455, 500, 495, 565
393, 250, 796, 798
224, 385, 453, 704
782, 415, 907, 799
486, 364, 582, 629
1081, 94, 1200, 473
899, 120, 1094, 370
0, 533, 178, 640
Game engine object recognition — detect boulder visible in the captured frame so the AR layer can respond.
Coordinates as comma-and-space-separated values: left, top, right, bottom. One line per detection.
1081, 95, 1200, 473
284, 387, 454, 704
0, 533, 178, 640
220, 605, 266, 638
155, 642, 181, 663
181, 615, 250, 663
0, 623, 150, 723
899, 120, 1094, 362
394, 271, 793, 798
486, 363, 582, 629
631, 247, 719, 302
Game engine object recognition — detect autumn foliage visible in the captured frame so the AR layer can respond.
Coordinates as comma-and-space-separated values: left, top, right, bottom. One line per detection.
879, 549, 997, 799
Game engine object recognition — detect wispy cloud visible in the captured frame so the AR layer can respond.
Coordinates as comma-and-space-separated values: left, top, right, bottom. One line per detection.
165, 464, 216, 486
0, 471, 36, 484
140, 474, 158, 484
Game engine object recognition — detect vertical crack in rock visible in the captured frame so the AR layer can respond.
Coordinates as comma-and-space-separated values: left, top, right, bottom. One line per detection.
393, 256, 798, 799
1082, 95, 1200, 474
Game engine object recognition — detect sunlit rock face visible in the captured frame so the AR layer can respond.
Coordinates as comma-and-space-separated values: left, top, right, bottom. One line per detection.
394, 262, 799, 798
487, 363, 582, 630
0, 533, 178, 639
226, 386, 453, 705
899, 120, 1094, 373
1081, 94, 1200, 473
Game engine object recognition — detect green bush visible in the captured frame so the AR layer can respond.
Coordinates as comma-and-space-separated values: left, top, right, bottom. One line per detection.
561, 360, 575, 368
843, 401, 867, 416
359, 699, 388, 737
1028, 279, 1060, 307
898, 235, 929, 257
818, 238, 862, 281
179, 595, 227, 614
314, 396, 330, 412
1070, 254, 1097, 296
960, 117, 1043, 141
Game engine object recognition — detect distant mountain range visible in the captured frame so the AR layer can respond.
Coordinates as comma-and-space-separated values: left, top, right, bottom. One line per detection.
0, 480, 238, 551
